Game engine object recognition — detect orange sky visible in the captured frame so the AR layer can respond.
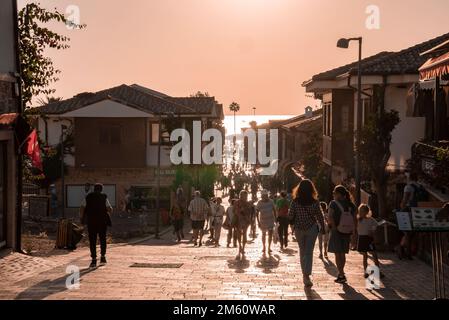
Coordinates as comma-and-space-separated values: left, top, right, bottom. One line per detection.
20, 0, 449, 115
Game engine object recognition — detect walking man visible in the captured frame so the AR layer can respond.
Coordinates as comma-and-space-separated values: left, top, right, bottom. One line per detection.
80, 183, 112, 268
212, 197, 225, 247
256, 190, 277, 256
233, 190, 252, 260
188, 191, 209, 247
276, 191, 290, 250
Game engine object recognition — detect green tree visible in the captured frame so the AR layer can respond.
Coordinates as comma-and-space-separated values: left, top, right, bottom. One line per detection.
190, 91, 210, 97
359, 110, 400, 218
18, 2, 85, 107
229, 102, 240, 135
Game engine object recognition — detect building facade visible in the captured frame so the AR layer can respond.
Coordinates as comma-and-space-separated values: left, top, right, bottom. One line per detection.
0, 0, 22, 250
37, 84, 224, 216
303, 32, 449, 208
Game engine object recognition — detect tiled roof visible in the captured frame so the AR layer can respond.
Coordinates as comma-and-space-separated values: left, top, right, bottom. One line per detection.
309, 32, 449, 81
311, 52, 393, 81
38, 84, 221, 116
256, 109, 322, 129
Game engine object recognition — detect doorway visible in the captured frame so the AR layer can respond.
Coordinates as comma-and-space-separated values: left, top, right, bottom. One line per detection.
0, 142, 7, 248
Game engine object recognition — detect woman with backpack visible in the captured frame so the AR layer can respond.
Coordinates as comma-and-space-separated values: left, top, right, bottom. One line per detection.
327, 185, 357, 284
288, 180, 326, 287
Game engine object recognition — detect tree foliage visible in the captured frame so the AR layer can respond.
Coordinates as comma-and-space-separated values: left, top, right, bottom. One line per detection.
18, 2, 85, 107
359, 110, 400, 179
359, 110, 400, 217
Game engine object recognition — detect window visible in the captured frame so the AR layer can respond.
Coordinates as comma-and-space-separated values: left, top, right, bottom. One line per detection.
66, 185, 116, 208
0, 142, 6, 247
150, 122, 171, 145
362, 98, 374, 126
323, 102, 332, 136
151, 123, 159, 144
99, 125, 121, 145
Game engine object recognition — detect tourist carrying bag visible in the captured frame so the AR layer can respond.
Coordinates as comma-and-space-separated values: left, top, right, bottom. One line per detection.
335, 201, 355, 234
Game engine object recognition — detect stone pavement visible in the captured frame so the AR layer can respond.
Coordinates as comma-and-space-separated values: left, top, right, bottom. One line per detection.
0, 224, 445, 300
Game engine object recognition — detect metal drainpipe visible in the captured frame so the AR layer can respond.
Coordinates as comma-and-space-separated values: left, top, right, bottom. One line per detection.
13, 0, 24, 253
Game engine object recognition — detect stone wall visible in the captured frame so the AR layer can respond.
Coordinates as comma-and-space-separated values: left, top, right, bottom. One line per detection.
55, 167, 176, 216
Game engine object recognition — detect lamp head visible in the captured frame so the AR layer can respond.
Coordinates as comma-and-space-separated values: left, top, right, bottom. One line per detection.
337, 38, 350, 49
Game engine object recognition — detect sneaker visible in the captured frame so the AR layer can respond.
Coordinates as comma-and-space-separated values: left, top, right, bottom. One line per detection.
89, 260, 97, 268
193, 242, 198, 247
335, 275, 347, 284
100, 256, 107, 264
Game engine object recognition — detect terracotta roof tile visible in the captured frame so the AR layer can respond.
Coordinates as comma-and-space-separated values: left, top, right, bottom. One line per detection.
308, 32, 449, 82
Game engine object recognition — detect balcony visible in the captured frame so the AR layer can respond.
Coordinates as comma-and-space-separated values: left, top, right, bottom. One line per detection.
411, 141, 449, 196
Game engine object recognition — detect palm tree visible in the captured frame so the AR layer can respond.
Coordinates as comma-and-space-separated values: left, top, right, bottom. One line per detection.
229, 102, 240, 136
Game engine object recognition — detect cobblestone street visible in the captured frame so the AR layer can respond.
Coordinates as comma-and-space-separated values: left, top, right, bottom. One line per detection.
0, 223, 442, 300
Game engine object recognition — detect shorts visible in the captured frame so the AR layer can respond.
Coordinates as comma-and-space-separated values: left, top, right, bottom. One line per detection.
192, 220, 205, 230
357, 235, 376, 252
328, 230, 351, 254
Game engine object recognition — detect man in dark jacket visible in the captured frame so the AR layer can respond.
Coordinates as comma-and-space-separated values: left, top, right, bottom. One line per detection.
80, 183, 112, 268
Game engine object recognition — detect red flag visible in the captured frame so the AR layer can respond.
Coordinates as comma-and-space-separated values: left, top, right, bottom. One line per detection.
26, 129, 43, 171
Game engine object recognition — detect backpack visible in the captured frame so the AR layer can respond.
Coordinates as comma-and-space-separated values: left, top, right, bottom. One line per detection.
410, 184, 429, 207
334, 201, 355, 234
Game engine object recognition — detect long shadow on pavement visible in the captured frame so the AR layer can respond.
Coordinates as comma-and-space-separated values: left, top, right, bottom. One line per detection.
227, 258, 250, 274
321, 257, 339, 277
15, 267, 98, 300
338, 283, 369, 300
304, 287, 323, 300
255, 254, 281, 274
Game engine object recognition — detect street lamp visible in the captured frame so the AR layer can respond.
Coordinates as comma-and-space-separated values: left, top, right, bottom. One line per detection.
60, 124, 67, 218
155, 112, 175, 239
337, 37, 363, 206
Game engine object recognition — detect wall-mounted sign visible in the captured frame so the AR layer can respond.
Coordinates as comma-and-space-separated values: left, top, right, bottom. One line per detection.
411, 207, 449, 231
396, 212, 413, 231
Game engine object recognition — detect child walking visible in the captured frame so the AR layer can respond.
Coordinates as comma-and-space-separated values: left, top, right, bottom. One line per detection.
356, 204, 384, 279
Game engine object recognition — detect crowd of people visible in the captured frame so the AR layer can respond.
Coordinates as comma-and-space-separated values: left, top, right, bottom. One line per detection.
171, 180, 384, 288
78, 178, 448, 286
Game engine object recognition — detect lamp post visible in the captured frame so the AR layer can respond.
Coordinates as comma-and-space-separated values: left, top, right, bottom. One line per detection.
155, 112, 175, 239
60, 124, 67, 218
337, 37, 363, 206
155, 115, 161, 239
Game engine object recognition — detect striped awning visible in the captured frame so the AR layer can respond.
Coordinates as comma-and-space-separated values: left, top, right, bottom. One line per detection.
419, 51, 449, 81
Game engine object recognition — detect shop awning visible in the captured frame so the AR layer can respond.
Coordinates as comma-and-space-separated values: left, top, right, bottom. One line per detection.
419, 51, 449, 81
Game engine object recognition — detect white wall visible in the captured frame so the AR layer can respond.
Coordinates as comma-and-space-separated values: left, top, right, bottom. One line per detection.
37, 117, 75, 167
385, 85, 425, 171
63, 100, 153, 118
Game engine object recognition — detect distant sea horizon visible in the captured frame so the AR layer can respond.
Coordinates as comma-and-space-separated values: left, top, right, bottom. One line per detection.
223, 115, 294, 136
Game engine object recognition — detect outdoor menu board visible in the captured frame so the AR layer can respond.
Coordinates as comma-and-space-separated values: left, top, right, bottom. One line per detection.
411, 207, 449, 232
395, 212, 413, 231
